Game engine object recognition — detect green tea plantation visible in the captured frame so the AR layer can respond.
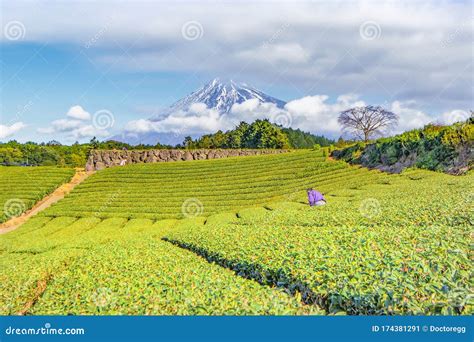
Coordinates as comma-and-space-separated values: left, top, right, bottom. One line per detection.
0, 166, 75, 223
0, 151, 471, 315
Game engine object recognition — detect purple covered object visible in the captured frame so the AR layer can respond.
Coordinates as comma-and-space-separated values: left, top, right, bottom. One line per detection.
307, 190, 325, 206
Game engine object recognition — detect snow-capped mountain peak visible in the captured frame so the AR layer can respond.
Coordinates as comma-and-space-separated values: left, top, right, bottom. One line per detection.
151, 78, 286, 119
113, 78, 287, 145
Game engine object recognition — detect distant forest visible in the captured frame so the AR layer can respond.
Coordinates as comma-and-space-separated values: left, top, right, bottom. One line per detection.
0, 139, 171, 167
0, 119, 335, 167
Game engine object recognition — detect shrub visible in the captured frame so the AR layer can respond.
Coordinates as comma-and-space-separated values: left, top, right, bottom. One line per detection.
332, 122, 473, 173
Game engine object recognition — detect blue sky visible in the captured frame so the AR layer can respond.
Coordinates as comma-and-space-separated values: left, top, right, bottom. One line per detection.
1, 42, 314, 143
0, 0, 472, 143
1, 43, 211, 141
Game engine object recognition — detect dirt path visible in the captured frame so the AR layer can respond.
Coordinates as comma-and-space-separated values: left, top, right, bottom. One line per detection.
0, 169, 94, 235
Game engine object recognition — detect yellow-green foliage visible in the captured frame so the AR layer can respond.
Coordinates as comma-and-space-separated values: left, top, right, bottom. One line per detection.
0, 151, 471, 315
333, 122, 473, 172
0, 217, 318, 315
441, 124, 473, 147
165, 169, 473, 315
0, 167, 75, 223
41, 151, 352, 220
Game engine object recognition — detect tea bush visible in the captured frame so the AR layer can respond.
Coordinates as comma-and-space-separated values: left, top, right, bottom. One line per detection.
41, 151, 358, 220
0, 217, 319, 315
0, 167, 74, 223
165, 169, 473, 315
0, 151, 471, 315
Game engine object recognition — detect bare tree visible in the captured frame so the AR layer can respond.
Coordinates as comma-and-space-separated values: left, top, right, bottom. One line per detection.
338, 105, 398, 142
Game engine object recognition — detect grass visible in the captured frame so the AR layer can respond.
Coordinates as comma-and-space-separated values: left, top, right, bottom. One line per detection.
0, 166, 75, 223
0, 150, 471, 315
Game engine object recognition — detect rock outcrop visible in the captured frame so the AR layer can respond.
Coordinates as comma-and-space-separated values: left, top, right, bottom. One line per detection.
85, 149, 290, 171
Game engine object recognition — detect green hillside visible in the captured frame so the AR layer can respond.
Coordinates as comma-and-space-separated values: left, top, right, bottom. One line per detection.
41, 150, 354, 220
333, 122, 473, 174
165, 169, 472, 315
0, 151, 471, 315
0, 167, 75, 223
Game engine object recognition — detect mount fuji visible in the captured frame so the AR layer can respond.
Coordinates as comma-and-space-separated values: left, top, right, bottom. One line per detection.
112, 78, 287, 145
157, 78, 286, 117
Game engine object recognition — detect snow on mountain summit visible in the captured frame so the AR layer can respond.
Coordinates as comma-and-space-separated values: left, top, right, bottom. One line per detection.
151, 78, 286, 120
112, 78, 287, 145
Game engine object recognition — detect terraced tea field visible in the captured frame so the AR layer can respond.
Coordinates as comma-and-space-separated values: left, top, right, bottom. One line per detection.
41, 150, 367, 220
165, 169, 473, 315
0, 166, 75, 223
0, 151, 471, 315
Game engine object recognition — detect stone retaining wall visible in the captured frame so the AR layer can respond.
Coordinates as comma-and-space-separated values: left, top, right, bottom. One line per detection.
85, 149, 290, 171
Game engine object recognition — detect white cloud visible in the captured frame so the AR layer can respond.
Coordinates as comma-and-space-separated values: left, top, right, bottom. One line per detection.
126, 103, 222, 135
441, 109, 471, 125
125, 119, 156, 134
390, 101, 434, 133
37, 105, 109, 140
124, 95, 435, 139
2, 1, 471, 111
237, 43, 310, 65
50, 119, 83, 132
0, 122, 26, 139
72, 125, 109, 139
230, 99, 286, 124
283, 95, 366, 135
66, 105, 91, 120
125, 99, 300, 136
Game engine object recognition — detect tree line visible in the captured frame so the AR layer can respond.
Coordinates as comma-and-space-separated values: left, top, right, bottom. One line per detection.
0, 139, 173, 167
182, 120, 334, 149
0, 120, 334, 167
6, 103, 460, 167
